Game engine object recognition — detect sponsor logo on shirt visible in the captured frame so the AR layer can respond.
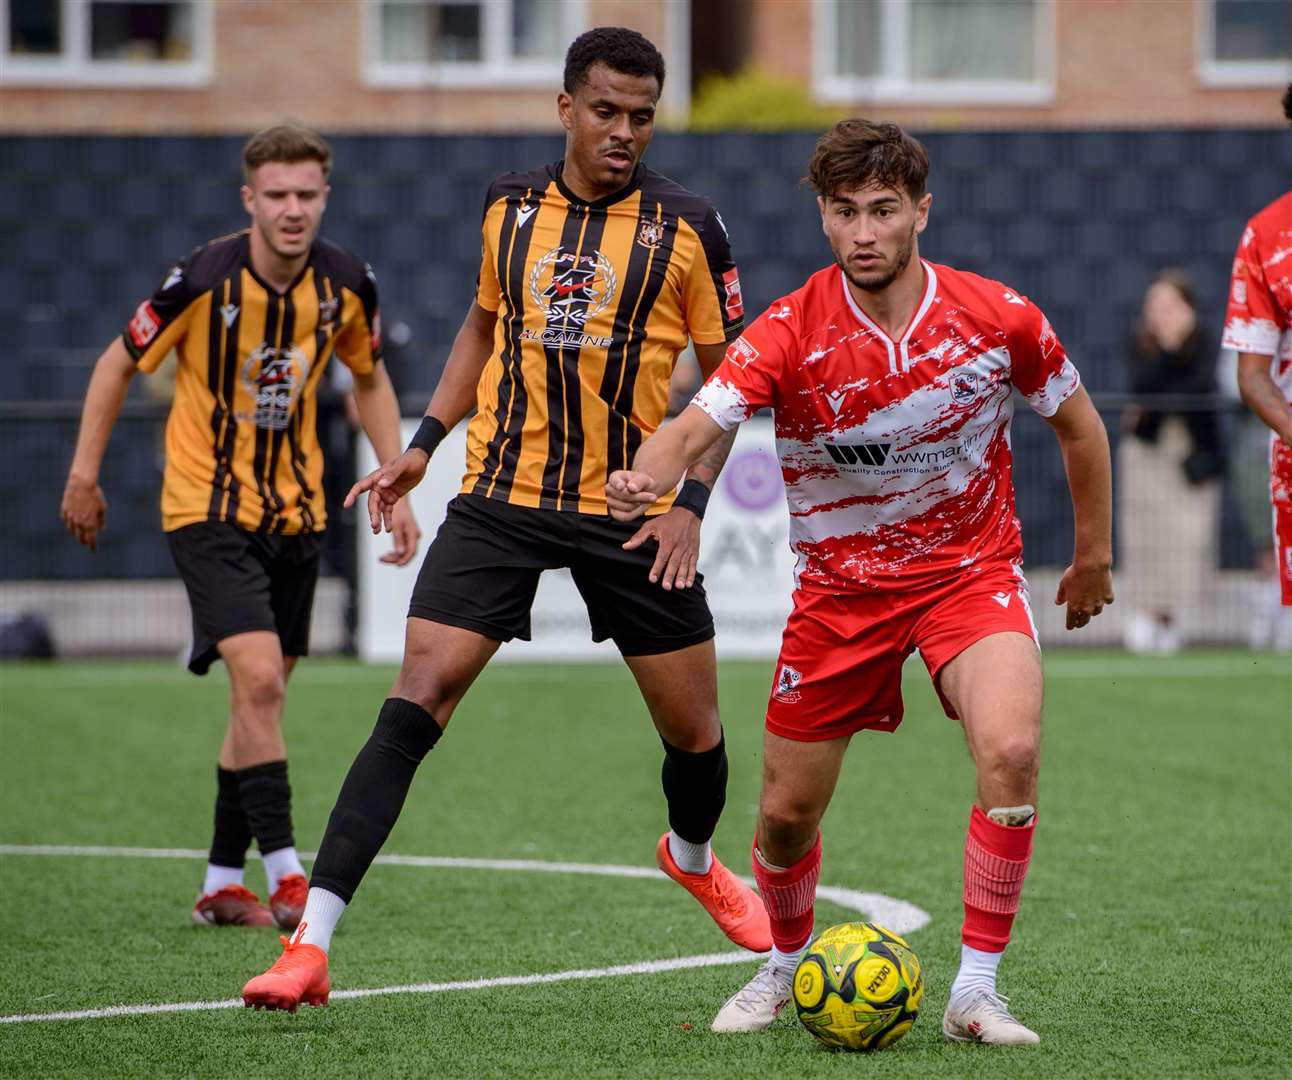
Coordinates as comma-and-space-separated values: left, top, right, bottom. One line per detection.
1038, 317, 1059, 360
722, 267, 743, 322
127, 301, 161, 349
728, 336, 759, 369
824, 433, 989, 474
524, 246, 619, 350
825, 442, 893, 467
239, 343, 310, 431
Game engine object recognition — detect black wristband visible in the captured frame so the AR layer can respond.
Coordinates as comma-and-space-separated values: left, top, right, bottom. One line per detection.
407, 416, 447, 458
672, 478, 711, 519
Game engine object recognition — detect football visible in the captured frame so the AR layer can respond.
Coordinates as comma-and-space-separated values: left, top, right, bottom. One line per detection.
792, 922, 924, 1051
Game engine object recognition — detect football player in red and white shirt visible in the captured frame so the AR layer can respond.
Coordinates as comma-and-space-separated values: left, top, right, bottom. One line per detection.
609, 119, 1114, 1046
1223, 86, 1292, 606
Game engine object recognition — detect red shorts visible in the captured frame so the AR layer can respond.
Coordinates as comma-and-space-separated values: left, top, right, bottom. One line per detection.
1272, 437, 1292, 606
765, 562, 1040, 742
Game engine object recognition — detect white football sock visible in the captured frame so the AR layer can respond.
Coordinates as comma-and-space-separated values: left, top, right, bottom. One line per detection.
770, 945, 805, 975
296, 888, 348, 952
202, 864, 244, 896
949, 943, 1003, 1001
262, 846, 305, 895
667, 832, 713, 875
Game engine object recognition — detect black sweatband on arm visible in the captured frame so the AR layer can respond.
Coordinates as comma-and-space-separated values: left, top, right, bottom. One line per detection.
673, 478, 711, 519
407, 416, 448, 458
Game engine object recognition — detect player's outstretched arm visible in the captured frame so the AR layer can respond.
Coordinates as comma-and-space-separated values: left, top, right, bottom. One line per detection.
60, 337, 137, 551
1043, 385, 1114, 630
1236, 352, 1292, 446
609, 405, 728, 589
607, 405, 727, 521
351, 360, 421, 565
683, 341, 741, 491
613, 342, 740, 588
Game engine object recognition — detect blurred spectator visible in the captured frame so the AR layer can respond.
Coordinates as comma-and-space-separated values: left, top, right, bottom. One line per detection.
1118, 270, 1225, 654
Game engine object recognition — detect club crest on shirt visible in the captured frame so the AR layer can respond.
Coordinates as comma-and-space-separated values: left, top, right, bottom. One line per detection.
317, 296, 339, 333
950, 371, 980, 405
636, 217, 666, 251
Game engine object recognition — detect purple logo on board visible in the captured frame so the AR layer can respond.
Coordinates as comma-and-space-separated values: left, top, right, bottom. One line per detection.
722, 449, 781, 511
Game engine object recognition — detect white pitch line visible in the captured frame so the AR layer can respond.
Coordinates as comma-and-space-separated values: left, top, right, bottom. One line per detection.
0, 952, 759, 1025
0, 845, 930, 935
0, 844, 931, 1025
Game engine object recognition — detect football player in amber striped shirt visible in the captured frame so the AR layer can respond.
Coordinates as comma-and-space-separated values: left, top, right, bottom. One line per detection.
242, 28, 770, 1013
61, 125, 419, 932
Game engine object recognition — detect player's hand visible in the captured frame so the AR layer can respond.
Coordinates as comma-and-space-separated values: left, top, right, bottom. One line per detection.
345, 449, 429, 536
381, 498, 421, 566
623, 506, 701, 591
606, 469, 659, 522
1055, 560, 1114, 631
60, 474, 107, 552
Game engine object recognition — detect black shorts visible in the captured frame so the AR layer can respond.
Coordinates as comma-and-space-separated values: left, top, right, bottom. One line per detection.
409, 494, 714, 657
166, 521, 323, 675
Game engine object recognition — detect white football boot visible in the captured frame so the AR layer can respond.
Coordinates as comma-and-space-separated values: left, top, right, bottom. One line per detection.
942, 989, 1040, 1045
710, 960, 793, 1033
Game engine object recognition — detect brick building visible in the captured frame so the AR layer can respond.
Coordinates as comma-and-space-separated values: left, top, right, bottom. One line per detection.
2, 0, 1287, 132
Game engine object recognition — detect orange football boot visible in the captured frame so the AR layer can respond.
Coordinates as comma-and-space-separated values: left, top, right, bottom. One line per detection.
242, 927, 330, 1011
269, 873, 308, 931
656, 833, 773, 952
192, 884, 275, 927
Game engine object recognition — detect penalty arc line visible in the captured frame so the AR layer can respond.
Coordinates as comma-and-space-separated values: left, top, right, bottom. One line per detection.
0, 843, 931, 1026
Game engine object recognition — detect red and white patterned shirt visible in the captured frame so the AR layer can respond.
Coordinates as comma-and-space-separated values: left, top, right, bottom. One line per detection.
1222, 191, 1292, 405
692, 261, 1080, 592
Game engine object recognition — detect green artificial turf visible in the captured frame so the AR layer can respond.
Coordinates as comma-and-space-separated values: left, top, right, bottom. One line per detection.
1, 652, 1288, 1078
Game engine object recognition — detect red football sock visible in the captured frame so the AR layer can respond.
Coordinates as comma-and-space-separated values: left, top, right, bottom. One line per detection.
961, 805, 1035, 953
752, 833, 822, 953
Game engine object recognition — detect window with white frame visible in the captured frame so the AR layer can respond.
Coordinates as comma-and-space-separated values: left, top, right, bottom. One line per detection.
1198, 0, 1292, 86
1, 0, 211, 85
815, 0, 1055, 105
364, 0, 583, 87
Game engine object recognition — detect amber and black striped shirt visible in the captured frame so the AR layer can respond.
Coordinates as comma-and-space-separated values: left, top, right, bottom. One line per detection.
123, 231, 380, 534
464, 161, 744, 514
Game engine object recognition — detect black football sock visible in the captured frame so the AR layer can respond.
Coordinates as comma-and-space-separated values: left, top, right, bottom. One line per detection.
309, 698, 442, 903
209, 765, 253, 868
660, 730, 728, 845
236, 760, 295, 856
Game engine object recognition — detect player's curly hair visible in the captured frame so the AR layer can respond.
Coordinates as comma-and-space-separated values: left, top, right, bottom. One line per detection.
242, 123, 332, 183
563, 27, 665, 95
806, 119, 929, 204
1284, 82, 1291, 122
